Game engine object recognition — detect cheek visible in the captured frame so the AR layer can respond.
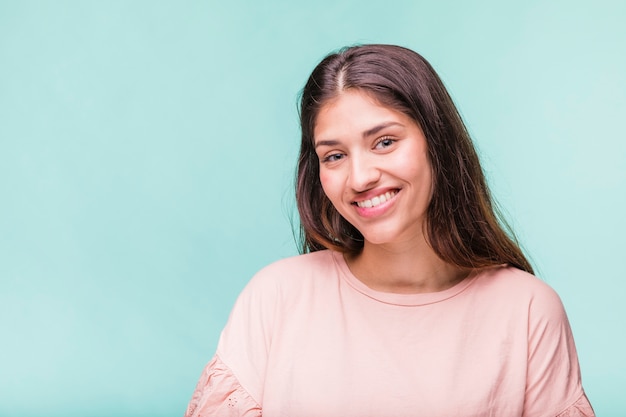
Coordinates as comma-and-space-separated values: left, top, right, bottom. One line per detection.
319, 171, 343, 202
319, 172, 332, 198
396, 149, 431, 181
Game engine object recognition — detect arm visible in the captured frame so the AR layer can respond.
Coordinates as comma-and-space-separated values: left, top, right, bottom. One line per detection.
523, 283, 594, 417
184, 265, 279, 416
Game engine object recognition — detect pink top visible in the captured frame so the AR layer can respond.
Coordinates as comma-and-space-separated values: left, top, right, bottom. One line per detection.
185, 250, 594, 416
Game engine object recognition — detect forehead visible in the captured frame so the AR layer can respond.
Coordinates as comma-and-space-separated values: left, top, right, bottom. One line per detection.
314, 90, 412, 141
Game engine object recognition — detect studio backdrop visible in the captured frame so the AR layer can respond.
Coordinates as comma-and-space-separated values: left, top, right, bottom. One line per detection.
0, 1, 624, 416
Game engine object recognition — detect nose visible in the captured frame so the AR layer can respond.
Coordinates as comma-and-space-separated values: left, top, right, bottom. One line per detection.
347, 153, 380, 192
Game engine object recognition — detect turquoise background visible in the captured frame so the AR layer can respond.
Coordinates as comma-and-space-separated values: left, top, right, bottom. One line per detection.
1, 0, 624, 415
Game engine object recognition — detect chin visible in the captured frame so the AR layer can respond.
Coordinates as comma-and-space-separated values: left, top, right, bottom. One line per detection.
360, 231, 401, 246
359, 223, 424, 247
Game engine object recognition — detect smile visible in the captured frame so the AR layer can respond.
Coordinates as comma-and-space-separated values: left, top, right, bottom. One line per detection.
354, 190, 398, 208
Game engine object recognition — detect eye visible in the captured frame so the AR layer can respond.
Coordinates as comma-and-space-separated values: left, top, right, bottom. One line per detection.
322, 152, 345, 163
374, 136, 396, 149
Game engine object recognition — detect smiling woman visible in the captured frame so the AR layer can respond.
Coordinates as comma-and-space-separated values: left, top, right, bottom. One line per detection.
314, 90, 433, 238
183, 45, 595, 416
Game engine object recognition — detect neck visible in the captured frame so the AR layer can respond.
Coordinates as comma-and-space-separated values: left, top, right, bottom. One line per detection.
345, 239, 470, 294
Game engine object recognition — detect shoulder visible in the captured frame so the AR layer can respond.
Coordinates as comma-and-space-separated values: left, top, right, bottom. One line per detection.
215, 253, 338, 407
255, 249, 337, 277
473, 266, 568, 321
476, 266, 561, 299
486, 268, 592, 415
233, 250, 339, 308
217, 250, 340, 369
244, 250, 338, 292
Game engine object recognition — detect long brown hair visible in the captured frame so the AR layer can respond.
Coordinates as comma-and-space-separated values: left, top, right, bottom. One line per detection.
296, 44, 533, 274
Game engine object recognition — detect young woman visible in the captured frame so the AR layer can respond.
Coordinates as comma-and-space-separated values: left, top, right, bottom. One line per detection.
184, 44, 594, 416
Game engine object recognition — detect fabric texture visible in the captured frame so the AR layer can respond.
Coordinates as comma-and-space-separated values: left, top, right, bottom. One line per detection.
185, 356, 261, 417
186, 250, 594, 417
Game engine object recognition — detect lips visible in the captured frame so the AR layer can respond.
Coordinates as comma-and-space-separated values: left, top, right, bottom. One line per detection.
354, 190, 399, 208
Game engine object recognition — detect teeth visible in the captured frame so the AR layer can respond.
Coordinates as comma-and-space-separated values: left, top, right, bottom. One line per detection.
356, 191, 397, 208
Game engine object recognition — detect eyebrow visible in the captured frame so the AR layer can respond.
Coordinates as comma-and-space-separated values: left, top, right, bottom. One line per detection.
314, 121, 404, 149
362, 121, 403, 138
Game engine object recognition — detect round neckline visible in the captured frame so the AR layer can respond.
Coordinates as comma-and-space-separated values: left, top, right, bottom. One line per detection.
330, 250, 480, 306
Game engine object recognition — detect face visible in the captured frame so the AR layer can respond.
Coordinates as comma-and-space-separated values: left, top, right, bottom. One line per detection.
314, 89, 433, 247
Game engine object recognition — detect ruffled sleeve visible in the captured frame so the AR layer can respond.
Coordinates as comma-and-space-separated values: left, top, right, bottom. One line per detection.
555, 393, 595, 417
184, 355, 262, 417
